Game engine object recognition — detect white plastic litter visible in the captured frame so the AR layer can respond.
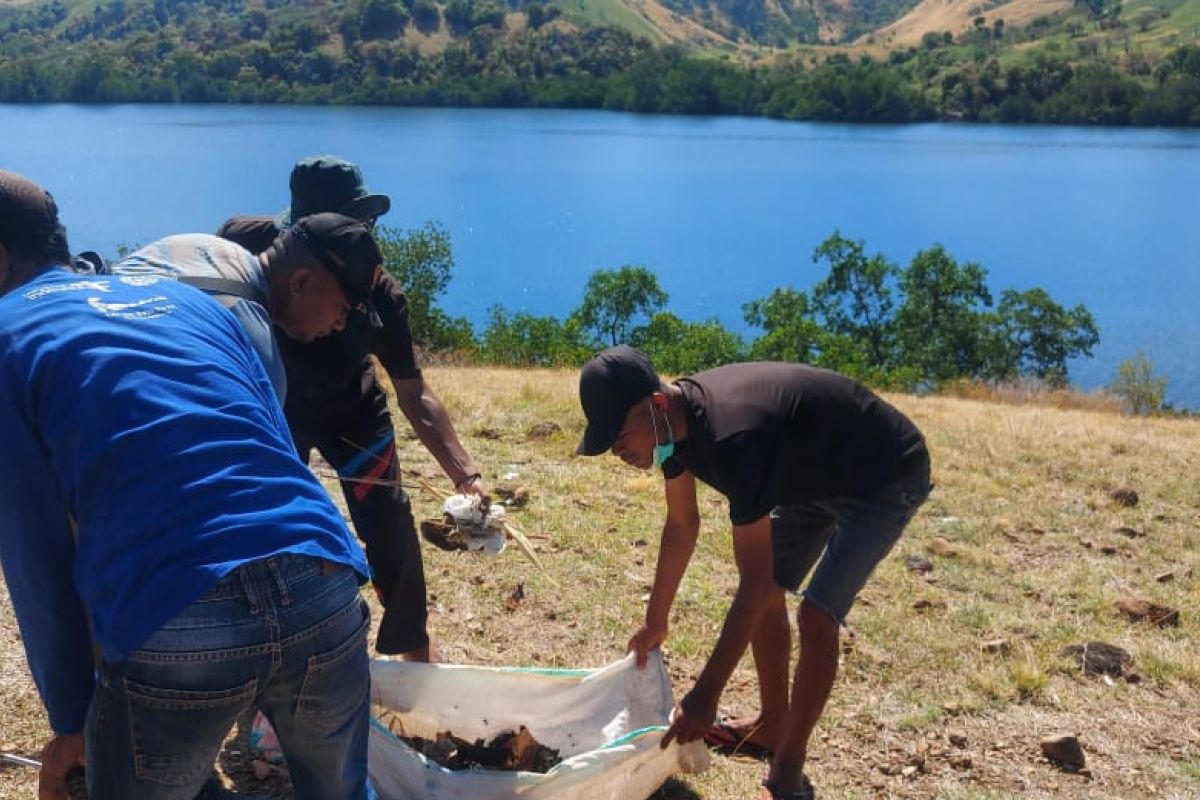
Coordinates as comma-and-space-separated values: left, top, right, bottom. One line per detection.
443, 493, 507, 555
368, 651, 709, 800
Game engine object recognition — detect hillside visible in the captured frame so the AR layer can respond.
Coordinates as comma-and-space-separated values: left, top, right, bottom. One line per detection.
3, 368, 1199, 798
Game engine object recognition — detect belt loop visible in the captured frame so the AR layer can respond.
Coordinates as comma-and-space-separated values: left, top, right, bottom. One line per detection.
269, 556, 292, 607
238, 562, 262, 615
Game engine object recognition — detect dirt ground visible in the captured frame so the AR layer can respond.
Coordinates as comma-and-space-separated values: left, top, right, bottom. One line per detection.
3, 368, 1199, 799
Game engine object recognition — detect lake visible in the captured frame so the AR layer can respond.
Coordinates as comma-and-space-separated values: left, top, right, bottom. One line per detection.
4, 104, 1198, 407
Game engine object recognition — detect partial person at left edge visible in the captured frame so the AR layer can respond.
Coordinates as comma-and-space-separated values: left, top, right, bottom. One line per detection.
0, 170, 377, 800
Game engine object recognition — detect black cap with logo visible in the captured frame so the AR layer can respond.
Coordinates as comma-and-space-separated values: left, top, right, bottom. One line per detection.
576, 345, 662, 456
278, 155, 391, 228
283, 212, 384, 328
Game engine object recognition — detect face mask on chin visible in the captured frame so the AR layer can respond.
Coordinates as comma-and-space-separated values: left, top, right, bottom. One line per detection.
649, 402, 675, 468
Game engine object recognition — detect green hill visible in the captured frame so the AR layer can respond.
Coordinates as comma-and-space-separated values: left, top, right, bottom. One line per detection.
1, 0, 1198, 124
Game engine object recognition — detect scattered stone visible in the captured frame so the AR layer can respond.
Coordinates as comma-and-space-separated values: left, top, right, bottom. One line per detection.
1115, 595, 1180, 627
632, 538, 648, 547
1058, 641, 1133, 678
950, 753, 973, 769
1155, 571, 1175, 583
928, 537, 958, 557
905, 554, 934, 573
526, 421, 561, 441
1114, 526, 1144, 539
1099, 544, 1119, 556
912, 597, 945, 611
981, 638, 1011, 655
901, 765, 918, 778
495, 485, 530, 508
504, 581, 526, 611
948, 731, 969, 748
251, 759, 273, 780
474, 427, 503, 440
1040, 734, 1086, 769
1110, 488, 1139, 507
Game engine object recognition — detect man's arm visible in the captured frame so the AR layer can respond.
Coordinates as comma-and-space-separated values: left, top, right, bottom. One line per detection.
628, 471, 701, 668
390, 376, 487, 500
662, 514, 776, 747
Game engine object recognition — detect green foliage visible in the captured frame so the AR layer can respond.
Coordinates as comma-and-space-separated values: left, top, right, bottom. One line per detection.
632, 312, 745, 373
1110, 352, 1167, 415
375, 222, 473, 350
990, 288, 1099, 385
479, 306, 591, 367
571, 265, 668, 347
742, 287, 826, 363
810, 233, 898, 368
2, 2, 1200, 128
894, 244, 994, 384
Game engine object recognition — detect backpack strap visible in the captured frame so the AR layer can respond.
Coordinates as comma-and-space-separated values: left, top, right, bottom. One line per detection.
178, 275, 268, 309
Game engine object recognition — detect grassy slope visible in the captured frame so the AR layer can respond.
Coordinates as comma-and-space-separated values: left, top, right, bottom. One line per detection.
3, 366, 1199, 798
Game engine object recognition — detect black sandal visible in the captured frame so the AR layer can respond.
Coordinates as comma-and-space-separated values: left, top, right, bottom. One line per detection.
761, 775, 815, 800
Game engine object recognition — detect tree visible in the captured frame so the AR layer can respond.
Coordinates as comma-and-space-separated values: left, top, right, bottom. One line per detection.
571, 265, 668, 347
480, 306, 590, 367
809, 232, 898, 369
633, 312, 744, 374
990, 287, 1099, 385
375, 222, 472, 350
742, 287, 825, 363
1109, 352, 1166, 415
894, 244, 994, 385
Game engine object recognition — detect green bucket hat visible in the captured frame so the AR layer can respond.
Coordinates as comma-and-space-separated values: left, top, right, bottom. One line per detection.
277, 156, 391, 229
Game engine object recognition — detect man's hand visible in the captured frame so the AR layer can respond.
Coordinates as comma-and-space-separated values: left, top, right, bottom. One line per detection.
660, 689, 718, 750
39, 732, 84, 800
627, 621, 668, 669
457, 475, 491, 511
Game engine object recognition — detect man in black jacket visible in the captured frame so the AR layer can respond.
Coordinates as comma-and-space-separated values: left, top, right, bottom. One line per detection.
220, 155, 487, 662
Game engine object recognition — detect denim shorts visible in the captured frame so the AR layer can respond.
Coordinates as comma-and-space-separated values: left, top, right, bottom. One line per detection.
770, 461, 931, 624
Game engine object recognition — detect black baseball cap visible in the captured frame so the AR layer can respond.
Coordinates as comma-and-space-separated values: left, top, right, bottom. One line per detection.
278, 155, 391, 228
0, 170, 62, 257
577, 345, 662, 456
283, 212, 383, 328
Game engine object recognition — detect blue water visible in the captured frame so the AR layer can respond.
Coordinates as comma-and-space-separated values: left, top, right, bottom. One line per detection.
4, 104, 1199, 406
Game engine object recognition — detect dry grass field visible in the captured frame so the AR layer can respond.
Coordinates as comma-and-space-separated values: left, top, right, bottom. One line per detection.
3, 366, 1199, 799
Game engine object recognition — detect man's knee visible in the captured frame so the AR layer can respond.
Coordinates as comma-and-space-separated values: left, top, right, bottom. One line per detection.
798, 599, 839, 644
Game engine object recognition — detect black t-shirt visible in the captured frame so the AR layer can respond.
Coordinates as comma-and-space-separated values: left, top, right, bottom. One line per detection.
217, 215, 422, 432
661, 363, 928, 524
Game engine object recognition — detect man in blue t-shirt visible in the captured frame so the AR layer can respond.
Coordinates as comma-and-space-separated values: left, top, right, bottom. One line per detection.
0, 171, 376, 800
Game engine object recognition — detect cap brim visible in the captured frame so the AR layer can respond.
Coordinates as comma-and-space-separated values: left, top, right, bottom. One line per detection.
575, 421, 619, 456
340, 194, 391, 223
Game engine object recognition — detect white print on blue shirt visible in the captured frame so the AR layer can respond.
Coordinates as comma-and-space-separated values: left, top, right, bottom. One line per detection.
87, 295, 175, 320
22, 279, 112, 300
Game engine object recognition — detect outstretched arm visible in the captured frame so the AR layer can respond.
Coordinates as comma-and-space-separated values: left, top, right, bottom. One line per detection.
391, 375, 488, 503
662, 515, 776, 748
629, 471, 701, 668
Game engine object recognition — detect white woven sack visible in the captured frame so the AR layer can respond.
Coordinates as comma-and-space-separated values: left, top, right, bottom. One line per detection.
368, 651, 710, 799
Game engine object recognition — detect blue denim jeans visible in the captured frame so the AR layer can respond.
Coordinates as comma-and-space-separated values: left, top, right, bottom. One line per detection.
85, 553, 375, 800
770, 461, 932, 624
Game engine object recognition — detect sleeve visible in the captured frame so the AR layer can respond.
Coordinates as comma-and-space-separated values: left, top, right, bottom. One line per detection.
0, 361, 95, 734
370, 272, 422, 381
216, 216, 281, 256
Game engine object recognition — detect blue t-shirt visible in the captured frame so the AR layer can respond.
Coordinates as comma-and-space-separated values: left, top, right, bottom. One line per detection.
0, 268, 369, 734
112, 234, 286, 401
